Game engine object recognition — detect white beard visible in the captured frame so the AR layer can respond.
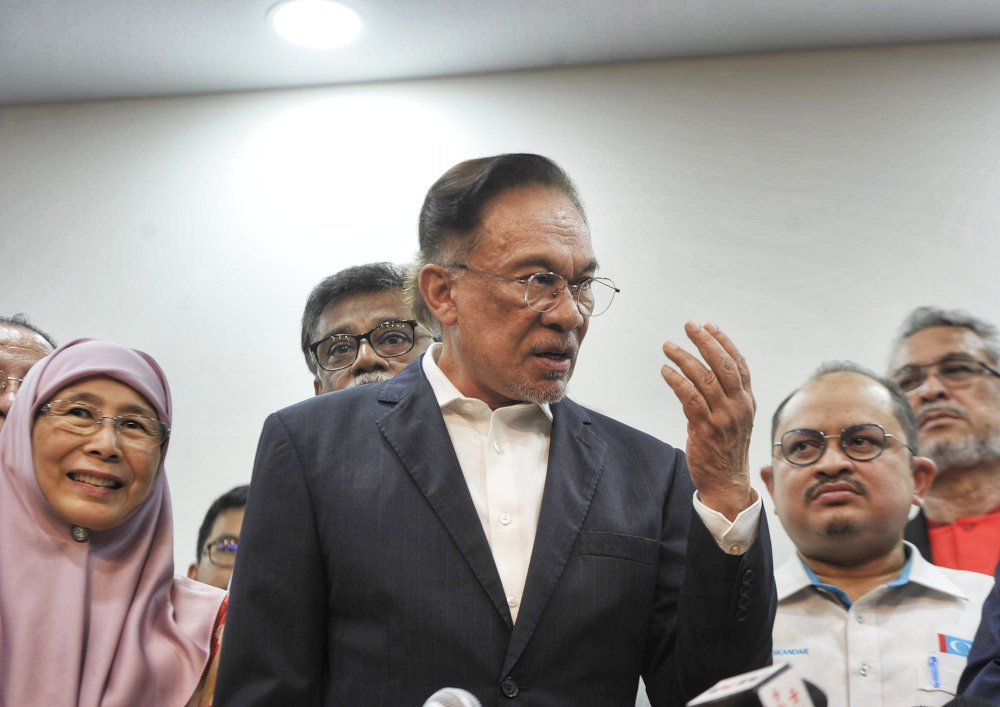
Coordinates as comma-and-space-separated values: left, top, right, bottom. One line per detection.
923, 432, 1000, 471
345, 370, 395, 388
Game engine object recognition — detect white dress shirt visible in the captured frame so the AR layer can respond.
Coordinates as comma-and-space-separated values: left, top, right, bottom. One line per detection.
422, 344, 761, 624
772, 542, 995, 707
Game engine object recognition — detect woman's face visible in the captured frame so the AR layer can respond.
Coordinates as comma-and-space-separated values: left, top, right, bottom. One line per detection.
32, 375, 163, 531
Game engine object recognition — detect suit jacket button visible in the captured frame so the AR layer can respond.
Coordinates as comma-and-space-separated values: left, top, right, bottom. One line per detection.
501, 677, 518, 697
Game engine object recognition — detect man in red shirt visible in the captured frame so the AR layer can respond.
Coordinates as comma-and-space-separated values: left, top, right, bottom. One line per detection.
889, 307, 1000, 574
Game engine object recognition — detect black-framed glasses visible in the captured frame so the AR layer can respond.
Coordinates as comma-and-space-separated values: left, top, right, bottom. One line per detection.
38, 400, 170, 447
449, 264, 619, 317
309, 319, 420, 372
0, 370, 27, 395
204, 535, 238, 567
774, 424, 914, 467
892, 357, 1000, 394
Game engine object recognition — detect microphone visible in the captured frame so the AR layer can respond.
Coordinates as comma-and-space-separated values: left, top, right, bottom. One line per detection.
686, 662, 827, 707
422, 687, 483, 707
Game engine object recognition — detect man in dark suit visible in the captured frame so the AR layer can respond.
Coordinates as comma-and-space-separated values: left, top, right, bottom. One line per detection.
216, 154, 775, 706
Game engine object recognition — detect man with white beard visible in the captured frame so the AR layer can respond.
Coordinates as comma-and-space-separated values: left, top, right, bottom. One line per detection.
301, 262, 435, 394
889, 307, 1000, 574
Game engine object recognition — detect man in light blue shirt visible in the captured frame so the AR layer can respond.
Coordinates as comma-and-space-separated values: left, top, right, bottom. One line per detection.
761, 362, 993, 706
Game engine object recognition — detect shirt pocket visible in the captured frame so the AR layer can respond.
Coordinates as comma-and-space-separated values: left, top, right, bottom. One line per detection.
579, 531, 658, 565
915, 651, 966, 695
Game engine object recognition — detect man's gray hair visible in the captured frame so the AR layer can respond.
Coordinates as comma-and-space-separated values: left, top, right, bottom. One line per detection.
405, 153, 586, 329
890, 306, 1000, 368
770, 360, 919, 453
0, 313, 56, 349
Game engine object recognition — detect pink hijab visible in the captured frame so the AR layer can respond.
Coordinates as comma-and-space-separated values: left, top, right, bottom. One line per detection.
0, 339, 225, 707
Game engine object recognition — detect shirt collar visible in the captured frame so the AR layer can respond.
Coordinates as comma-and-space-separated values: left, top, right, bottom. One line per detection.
421, 342, 554, 421
775, 540, 970, 607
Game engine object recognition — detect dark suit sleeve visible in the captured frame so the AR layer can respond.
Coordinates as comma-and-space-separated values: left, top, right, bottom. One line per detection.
643, 453, 777, 706
905, 509, 932, 562
214, 413, 327, 706
958, 560, 1000, 698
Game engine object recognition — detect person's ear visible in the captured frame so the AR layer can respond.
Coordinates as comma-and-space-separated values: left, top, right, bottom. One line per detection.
420, 264, 458, 328
313, 378, 322, 396
760, 465, 778, 515
911, 456, 936, 506
187, 563, 199, 581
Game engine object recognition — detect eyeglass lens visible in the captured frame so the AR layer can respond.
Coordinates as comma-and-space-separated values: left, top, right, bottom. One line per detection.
207, 537, 238, 567
0, 371, 25, 395
893, 359, 994, 393
780, 424, 888, 466
524, 273, 617, 317
43, 400, 167, 446
313, 321, 416, 371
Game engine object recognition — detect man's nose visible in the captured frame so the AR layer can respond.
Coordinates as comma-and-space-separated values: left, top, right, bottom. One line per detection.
917, 370, 950, 402
0, 382, 18, 417
351, 340, 386, 373
541, 286, 585, 331
811, 441, 855, 476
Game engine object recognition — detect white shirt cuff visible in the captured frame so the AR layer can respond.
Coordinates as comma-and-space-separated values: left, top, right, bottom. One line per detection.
692, 489, 761, 555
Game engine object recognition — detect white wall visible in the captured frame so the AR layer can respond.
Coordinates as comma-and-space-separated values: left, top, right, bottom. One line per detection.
4, 40, 1000, 570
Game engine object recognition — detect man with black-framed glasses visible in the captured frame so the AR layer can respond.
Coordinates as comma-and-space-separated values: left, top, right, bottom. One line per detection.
188, 485, 249, 590
889, 307, 1000, 575
762, 361, 993, 706
300, 262, 435, 395
219, 153, 774, 707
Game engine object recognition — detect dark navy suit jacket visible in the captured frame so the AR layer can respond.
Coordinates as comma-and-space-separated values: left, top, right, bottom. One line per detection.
958, 559, 1000, 699
215, 359, 775, 706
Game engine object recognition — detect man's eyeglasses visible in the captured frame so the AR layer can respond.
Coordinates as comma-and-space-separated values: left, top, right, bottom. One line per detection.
309, 320, 420, 372
38, 400, 170, 448
892, 357, 1000, 394
203, 536, 238, 568
0, 370, 27, 395
449, 264, 619, 317
774, 424, 914, 467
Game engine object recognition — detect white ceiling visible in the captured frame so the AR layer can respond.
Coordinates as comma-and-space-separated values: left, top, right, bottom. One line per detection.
3, 0, 1000, 107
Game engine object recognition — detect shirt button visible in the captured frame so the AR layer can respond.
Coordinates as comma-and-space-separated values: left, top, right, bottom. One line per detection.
728, 543, 745, 554
963, 523, 975, 531
463, 402, 474, 411
494, 442, 503, 454
856, 613, 864, 623
500, 513, 512, 525
860, 663, 869, 677
507, 595, 518, 608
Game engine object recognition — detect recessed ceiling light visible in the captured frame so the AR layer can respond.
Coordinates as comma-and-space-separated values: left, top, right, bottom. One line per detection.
269, 0, 362, 49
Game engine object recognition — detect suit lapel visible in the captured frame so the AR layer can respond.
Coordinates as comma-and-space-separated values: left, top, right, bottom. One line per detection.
375, 362, 514, 628
502, 399, 607, 675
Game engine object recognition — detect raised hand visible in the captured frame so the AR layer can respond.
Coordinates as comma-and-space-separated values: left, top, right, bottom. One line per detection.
661, 321, 756, 521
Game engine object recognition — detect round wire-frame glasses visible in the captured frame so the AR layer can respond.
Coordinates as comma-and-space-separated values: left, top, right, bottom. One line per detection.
774, 423, 914, 467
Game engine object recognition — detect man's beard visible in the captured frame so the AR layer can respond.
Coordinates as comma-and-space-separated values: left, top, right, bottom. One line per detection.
507, 370, 571, 405
923, 432, 1000, 471
345, 370, 395, 389
824, 517, 856, 537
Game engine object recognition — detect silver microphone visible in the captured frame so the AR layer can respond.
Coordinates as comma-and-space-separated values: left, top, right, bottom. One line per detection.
422, 687, 483, 707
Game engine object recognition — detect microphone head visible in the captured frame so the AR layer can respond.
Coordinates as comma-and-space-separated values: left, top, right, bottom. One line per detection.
423, 687, 483, 707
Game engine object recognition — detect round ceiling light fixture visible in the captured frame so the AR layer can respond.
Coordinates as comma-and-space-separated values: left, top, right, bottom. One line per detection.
270, 0, 362, 49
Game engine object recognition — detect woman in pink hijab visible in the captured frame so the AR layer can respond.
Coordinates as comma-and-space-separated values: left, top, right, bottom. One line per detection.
0, 339, 226, 706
